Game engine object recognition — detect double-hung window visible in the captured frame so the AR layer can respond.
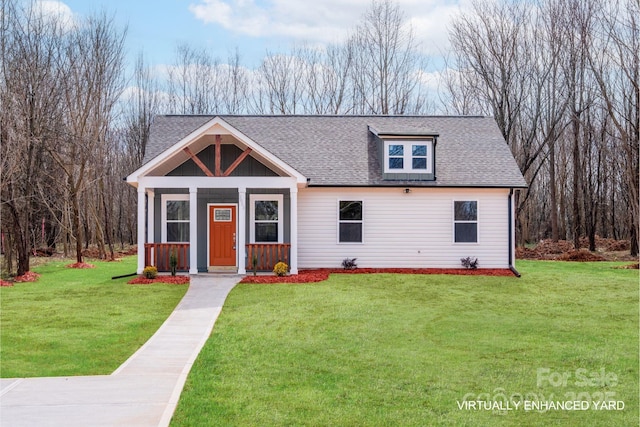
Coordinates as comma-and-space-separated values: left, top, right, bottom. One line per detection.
384, 140, 432, 173
454, 201, 478, 243
411, 145, 427, 169
339, 200, 363, 243
162, 194, 190, 242
250, 194, 283, 243
388, 145, 404, 169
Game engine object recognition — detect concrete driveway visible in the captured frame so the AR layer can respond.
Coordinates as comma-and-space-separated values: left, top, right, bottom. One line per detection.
0, 274, 240, 427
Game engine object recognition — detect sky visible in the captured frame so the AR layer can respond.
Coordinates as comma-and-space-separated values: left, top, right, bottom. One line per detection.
33, 0, 467, 72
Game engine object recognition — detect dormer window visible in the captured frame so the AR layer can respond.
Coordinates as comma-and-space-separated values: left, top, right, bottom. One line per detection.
383, 140, 433, 174
368, 125, 438, 181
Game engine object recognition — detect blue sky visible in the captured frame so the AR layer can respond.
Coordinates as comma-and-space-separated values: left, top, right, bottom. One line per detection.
36, 0, 465, 71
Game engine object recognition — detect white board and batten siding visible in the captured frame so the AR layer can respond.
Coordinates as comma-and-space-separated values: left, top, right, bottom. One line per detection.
297, 187, 511, 269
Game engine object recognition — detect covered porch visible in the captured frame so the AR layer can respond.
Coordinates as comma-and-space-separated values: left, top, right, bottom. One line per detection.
136, 176, 300, 275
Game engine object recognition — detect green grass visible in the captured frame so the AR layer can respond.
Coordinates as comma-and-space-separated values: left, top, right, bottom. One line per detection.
0, 256, 187, 377
172, 261, 638, 426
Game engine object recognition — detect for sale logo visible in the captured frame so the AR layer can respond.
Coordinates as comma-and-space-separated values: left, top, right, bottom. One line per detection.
536, 367, 618, 388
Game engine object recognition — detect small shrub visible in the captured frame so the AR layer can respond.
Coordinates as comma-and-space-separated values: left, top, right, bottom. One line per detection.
169, 249, 178, 276
342, 258, 358, 270
142, 265, 158, 279
460, 257, 478, 270
252, 255, 258, 276
273, 261, 288, 277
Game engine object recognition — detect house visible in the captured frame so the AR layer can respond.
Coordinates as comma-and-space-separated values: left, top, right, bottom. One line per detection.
126, 115, 527, 275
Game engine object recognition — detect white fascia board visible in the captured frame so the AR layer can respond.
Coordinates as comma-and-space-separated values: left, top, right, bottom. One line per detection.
138, 176, 298, 189
126, 116, 307, 185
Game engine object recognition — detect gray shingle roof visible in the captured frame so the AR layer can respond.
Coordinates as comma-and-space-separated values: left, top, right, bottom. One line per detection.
142, 115, 527, 188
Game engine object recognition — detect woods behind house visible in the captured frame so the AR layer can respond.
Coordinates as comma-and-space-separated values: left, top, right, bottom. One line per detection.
1, 0, 638, 276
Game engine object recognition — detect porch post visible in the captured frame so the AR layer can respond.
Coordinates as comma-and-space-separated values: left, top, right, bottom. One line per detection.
136, 186, 146, 274
147, 190, 154, 243
289, 186, 298, 274
237, 187, 246, 274
189, 187, 198, 274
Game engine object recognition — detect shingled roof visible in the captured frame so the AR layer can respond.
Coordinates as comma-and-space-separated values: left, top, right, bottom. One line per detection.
142, 115, 527, 188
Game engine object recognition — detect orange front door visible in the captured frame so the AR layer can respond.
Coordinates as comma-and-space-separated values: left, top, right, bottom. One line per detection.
209, 205, 237, 267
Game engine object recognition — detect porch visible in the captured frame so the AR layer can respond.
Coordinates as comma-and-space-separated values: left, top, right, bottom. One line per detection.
135, 177, 300, 275
143, 242, 292, 273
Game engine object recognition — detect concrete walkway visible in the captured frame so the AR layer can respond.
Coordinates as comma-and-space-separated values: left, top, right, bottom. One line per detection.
0, 274, 240, 427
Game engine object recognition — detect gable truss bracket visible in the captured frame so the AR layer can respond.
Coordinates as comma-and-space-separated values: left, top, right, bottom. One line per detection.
183, 146, 214, 177
183, 139, 253, 177
223, 147, 253, 177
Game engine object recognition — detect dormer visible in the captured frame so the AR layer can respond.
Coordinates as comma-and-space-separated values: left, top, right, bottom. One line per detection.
369, 125, 438, 181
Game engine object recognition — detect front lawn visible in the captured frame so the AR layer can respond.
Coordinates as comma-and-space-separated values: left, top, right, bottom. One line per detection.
0, 256, 187, 377
172, 261, 638, 426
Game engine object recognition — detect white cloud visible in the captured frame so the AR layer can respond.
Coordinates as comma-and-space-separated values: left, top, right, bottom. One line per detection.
31, 0, 76, 30
188, 0, 466, 49
408, 3, 462, 56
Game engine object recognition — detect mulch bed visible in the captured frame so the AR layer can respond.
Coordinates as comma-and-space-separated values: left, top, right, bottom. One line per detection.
14, 271, 41, 283
240, 268, 515, 284
128, 275, 190, 285
66, 262, 96, 269
557, 250, 606, 262
1, 271, 41, 286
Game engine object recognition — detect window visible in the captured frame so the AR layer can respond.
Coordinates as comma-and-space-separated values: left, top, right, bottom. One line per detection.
412, 145, 427, 169
388, 145, 404, 169
454, 201, 478, 243
214, 208, 232, 222
162, 194, 190, 242
250, 194, 283, 243
339, 200, 363, 243
383, 140, 433, 173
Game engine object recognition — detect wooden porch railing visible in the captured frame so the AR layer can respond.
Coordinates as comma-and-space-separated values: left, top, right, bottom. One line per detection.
246, 243, 291, 271
144, 243, 190, 272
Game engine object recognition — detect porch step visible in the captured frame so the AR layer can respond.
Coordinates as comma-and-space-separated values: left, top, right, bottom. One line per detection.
207, 266, 238, 273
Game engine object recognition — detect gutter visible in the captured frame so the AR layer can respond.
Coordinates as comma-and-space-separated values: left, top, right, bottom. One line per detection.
508, 188, 521, 278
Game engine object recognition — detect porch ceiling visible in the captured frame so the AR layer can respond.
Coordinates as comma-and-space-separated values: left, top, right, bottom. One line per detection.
145, 134, 289, 178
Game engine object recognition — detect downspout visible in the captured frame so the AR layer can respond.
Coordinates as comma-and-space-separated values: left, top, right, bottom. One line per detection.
508, 188, 521, 277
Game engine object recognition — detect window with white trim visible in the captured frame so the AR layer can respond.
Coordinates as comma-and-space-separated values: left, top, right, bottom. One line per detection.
339, 200, 363, 243
454, 201, 478, 243
250, 194, 283, 243
161, 194, 190, 242
383, 140, 433, 173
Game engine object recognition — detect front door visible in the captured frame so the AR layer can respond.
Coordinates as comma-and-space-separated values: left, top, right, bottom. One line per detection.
209, 205, 237, 267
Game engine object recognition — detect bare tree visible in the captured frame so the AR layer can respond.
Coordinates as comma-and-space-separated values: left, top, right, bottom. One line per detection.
350, 0, 424, 114
253, 50, 306, 114
221, 49, 250, 114
447, 0, 636, 252
1, 0, 64, 275
589, 0, 639, 255
166, 43, 224, 114
47, 12, 126, 264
